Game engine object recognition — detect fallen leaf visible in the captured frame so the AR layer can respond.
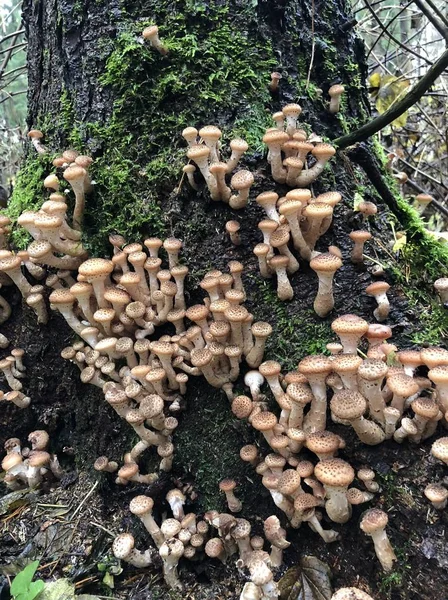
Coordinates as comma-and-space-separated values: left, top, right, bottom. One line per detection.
278, 555, 333, 600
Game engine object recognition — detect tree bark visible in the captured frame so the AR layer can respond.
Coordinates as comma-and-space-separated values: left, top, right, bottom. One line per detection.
2, 0, 447, 598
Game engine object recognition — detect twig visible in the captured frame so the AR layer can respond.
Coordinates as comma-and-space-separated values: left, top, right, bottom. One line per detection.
333, 48, 448, 149
0, 89, 27, 105
403, 177, 448, 219
305, 0, 315, 90
412, 0, 448, 42
0, 31, 22, 79
0, 42, 26, 56
71, 481, 99, 519
398, 156, 448, 190
0, 29, 25, 45
367, 0, 414, 59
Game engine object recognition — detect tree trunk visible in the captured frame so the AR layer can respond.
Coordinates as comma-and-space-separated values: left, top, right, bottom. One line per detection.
2, 0, 447, 598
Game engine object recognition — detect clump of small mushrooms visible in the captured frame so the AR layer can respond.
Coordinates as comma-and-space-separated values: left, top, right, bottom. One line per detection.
182, 125, 254, 208
113, 490, 284, 596
0, 348, 31, 407
1, 431, 63, 490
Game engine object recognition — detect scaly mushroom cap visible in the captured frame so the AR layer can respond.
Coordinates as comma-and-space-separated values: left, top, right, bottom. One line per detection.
431, 437, 448, 463
226, 220, 240, 235
232, 395, 254, 419
259, 360, 281, 378
332, 588, 374, 600
251, 411, 277, 432
286, 382, 314, 405
190, 348, 213, 368
310, 252, 342, 273
349, 230, 372, 243
294, 493, 320, 512
224, 304, 248, 323
306, 431, 341, 456
251, 322, 273, 338
298, 354, 332, 376
112, 533, 135, 559
277, 469, 301, 495
219, 478, 237, 493
312, 143, 336, 160
270, 227, 291, 248
64, 164, 86, 183
331, 390, 367, 420
0, 255, 22, 272
314, 458, 355, 487
186, 304, 209, 323
187, 144, 211, 161
387, 373, 419, 397
421, 347, 448, 369
118, 463, 139, 480
365, 281, 390, 296
231, 170, 254, 190
424, 483, 448, 504
265, 452, 287, 471
2, 453, 23, 470
332, 353, 363, 373
262, 131, 290, 147
428, 365, 448, 385
346, 488, 372, 505
331, 314, 369, 337
240, 445, 259, 463
230, 138, 249, 153
199, 125, 222, 142
49, 288, 76, 306
161, 518, 182, 538
315, 191, 342, 207
304, 202, 333, 220
129, 495, 154, 516
360, 508, 388, 534
411, 396, 439, 420
358, 359, 388, 381
28, 450, 50, 467
205, 538, 225, 558
258, 219, 279, 234
79, 258, 113, 280
282, 103, 302, 118
296, 460, 314, 478
434, 278, 448, 294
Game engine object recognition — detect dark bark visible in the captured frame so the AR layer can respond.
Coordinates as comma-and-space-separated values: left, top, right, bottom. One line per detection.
2, 1, 447, 598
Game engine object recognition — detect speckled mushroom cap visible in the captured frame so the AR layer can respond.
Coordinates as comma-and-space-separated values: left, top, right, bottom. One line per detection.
78, 258, 114, 280
304, 202, 333, 220
129, 495, 154, 516
118, 463, 139, 479
161, 518, 182, 538
287, 428, 307, 443
231, 396, 253, 419
286, 382, 314, 405
431, 437, 448, 463
269, 255, 290, 270
190, 348, 213, 368
420, 347, 448, 369
360, 508, 388, 534
231, 170, 254, 190
185, 304, 209, 323
346, 488, 369, 505
293, 493, 320, 512
296, 460, 314, 478
205, 538, 225, 558
49, 288, 76, 306
279, 199, 303, 216
224, 305, 248, 324
284, 372, 308, 385
28, 450, 50, 467
140, 395, 164, 419
306, 431, 341, 456
240, 445, 258, 462
219, 478, 237, 493
358, 358, 389, 381
332, 314, 369, 336
298, 354, 332, 376
314, 458, 355, 488
270, 227, 291, 248
209, 320, 231, 338
315, 191, 342, 207
365, 281, 390, 296
330, 390, 367, 420
428, 365, 448, 385
277, 469, 302, 495
258, 219, 279, 234
387, 373, 419, 397
259, 360, 282, 378
282, 103, 302, 118
112, 533, 135, 558
233, 518, 251, 539
331, 588, 375, 600
411, 397, 439, 420
251, 322, 273, 339
349, 230, 372, 243
262, 473, 280, 490
332, 353, 363, 373
424, 483, 448, 504
265, 453, 286, 471
310, 252, 342, 273
256, 191, 280, 209
187, 144, 210, 162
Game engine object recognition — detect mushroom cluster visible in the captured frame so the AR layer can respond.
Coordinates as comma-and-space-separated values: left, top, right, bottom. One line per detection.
0, 348, 31, 407
263, 105, 336, 187
113, 490, 284, 596
1, 430, 63, 490
182, 125, 254, 208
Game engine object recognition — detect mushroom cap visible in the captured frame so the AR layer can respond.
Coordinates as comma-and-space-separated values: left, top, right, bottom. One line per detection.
365, 281, 390, 295
434, 277, 448, 292
118, 462, 139, 479
253, 243, 270, 258
349, 230, 372, 243
346, 488, 370, 505
251, 411, 277, 431
79, 258, 113, 279
312, 143, 336, 159
28, 129, 43, 139
2, 452, 23, 470
278, 199, 303, 216
219, 478, 237, 492
387, 373, 419, 397
240, 445, 259, 462
314, 191, 342, 207
161, 518, 182, 538
358, 358, 388, 381
49, 288, 76, 306
230, 138, 249, 152
332, 588, 374, 600
277, 469, 301, 495
284, 157, 303, 170
330, 390, 367, 420
314, 458, 355, 487
209, 320, 231, 338
251, 321, 273, 338
309, 252, 342, 273
112, 533, 135, 558
259, 360, 281, 378
232, 395, 254, 419
258, 219, 279, 233
306, 431, 341, 455
286, 382, 314, 405
64, 165, 86, 182
199, 125, 222, 141
205, 538, 225, 558
28, 450, 51, 467
287, 428, 307, 443
225, 220, 240, 234
428, 364, 448, 385
0, 255, 22, 272
304, 202, 333, 219
431, 437, 448, 462
270, 227, 290, 248
415, 193, 433, 205
360, 508, 388, 533
424, 483, 448, 504
142, 25, 159, 39
269, 255, 289, 269
421, 346, 448, 369
358, 201, 378, 215
411, 397, 439, 420
294, 493, 320, 511
187, 144, 211, 161
129, 495, 154, 516
328, 84, 345, 96
331, 314, 369, 336
284, 372, 308, 385
298, 354, 332, 376
296, 460, 314, 478
231, 170, 254, 190
256, 191, 279, 208
186, 304, 209, 323
332, 353, 363, 373
224, 305, 248, 324
282, 103, 302, 118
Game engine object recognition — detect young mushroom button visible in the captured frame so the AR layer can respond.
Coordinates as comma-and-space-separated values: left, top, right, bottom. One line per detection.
309, 253, 342, 318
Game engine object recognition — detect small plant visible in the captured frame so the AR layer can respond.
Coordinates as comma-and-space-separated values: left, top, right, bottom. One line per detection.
10, 561, 45, 600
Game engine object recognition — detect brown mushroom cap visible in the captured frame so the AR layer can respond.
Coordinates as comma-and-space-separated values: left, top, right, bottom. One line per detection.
358, 358, 388, 381
332, 353, 363, 373
129, 495, 154, 516
314, 458, 355, 487
251, 411, 277, 431
365, 281, 390, 296
306, 431, 341, 456
219, 478, 237, 492
330, 390, 367, 420
359, 508, 388, 534
286, 382, 314, 404
349, 230, 372, 243
294, 493, 320, 512
231, 395, 254, 419
431, 437, 448, 463
424, 483, 448, 504
421, 346, 448, 369
387, 373, 419, 397
411, 397, 439, 420
332, 314, 369, 336
231, 170, 254, 190
298, 354, 332, 376
310, 252, 342, 273
332, 588, 375, 600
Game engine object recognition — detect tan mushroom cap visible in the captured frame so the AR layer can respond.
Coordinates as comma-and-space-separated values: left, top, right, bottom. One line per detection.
28, 450, 50, 467
358, 201, 378, 216
232, 395, 254, 419
262, 130, 290, 146
231, 170, 254, 190
205, 538, 225, 558
49, 288, 76, 305
265, 453, 287, 470
258, 219, 279, 234
0, 255, 22, 272
346, 488, 370, 505
130, 495, 154, 515
199, 125, 222, 141
366, 281, 390, 295
332, 353, 363, 373
224, 304, 248, 323
387, 373, 419, 397
230, 138, 249, 152
332, 314, 369, 336
282, 103, 302, 117
315, 191, 342, 207
254, 243, 270, 258
294, 493, 320, 511
421, 347, 448, 369
330, 390, 367, 420
64, 165, 86, 182
312, 143, 336, 159
298, 354, 332, 375
415, 193, 433, 205
251, 411, 278, 431
161, 518, 182, 538
296, 460, 314, 478
240, 445, 259, 462
118, 463, 139, 479
286, 382, 314, 404
360, 508, 388, 534
226, 220, 240, 234
310, 252, 342, 272
434, 278, 448, 292
411, 397, 439, 420
112, 533, 135, 558
79, 258, 114, 279
332, 588, 374, 600
431, 437, 448, 463
270, 227, 291, 247
314, 458, 355, 487
329, 84, 345, 96
187, 144, 211, 161
186, 304, 209, 322
284, 372, 308, 385
424, 483, 448, 504
269, 255, 289, 269
251, 322, 273, 338
306, 431, 341, 455
358, 358, 388, 381
428, 365, 448, 385
259, 360, 281, 378
190, 348, 213, 368
349, 230, 372, 243
256, 191, 279, 207
304, 202, 333, 219
219, 478, 237, 492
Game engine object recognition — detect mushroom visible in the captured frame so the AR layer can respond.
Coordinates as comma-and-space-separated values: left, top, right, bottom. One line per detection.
27, 129, 46, 154
434, 278, 448, 305
205, 538, 227, 563
360, 508, 396, 572
112, 533, 153, 567
159, 538, 184, 589
332, 588, 374, 600
293, 493, 340, 542
219, 479, 242, 513
357, 359, 388, 425
263, 515, 290, 567
129, 495, 164, 548
269, 256, 293, 301
295, 144, 336, 187
142, 25, 168, 55
229, 170, 254, 209
298, 354, 332, 432
331, 314, 369, 354
328, 84, 345, 113
227, 138, 249, 173
226, 220, 241, 245
309, 252, 342, 317
349, 230, 372, 264
365, 281, 390, 321
269, 72, 282, 93
314, 458, 355, 523
424, 483, 448, 510
431, 436, 448, 465
330, 390, 386, 445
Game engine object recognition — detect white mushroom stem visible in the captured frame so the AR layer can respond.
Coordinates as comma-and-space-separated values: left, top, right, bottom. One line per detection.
372, 292, 390, 321
323, 485, 352, 523
305, 512, 340, 543
313, 270, 337, 318
159, 540, 184, 590
366, 528, 396, 571
349, 416, 386, 445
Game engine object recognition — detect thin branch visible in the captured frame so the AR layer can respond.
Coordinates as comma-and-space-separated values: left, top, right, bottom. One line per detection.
0, 31, 22, 79
367, 0, 414, 59
0, 89, 26, 104
333, 48, 448, 149
398, 156, 448, 190
412, 0, 448, 42
0, 42, 26, 56
0, 28, 25, 45
305, 0, 315, 90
